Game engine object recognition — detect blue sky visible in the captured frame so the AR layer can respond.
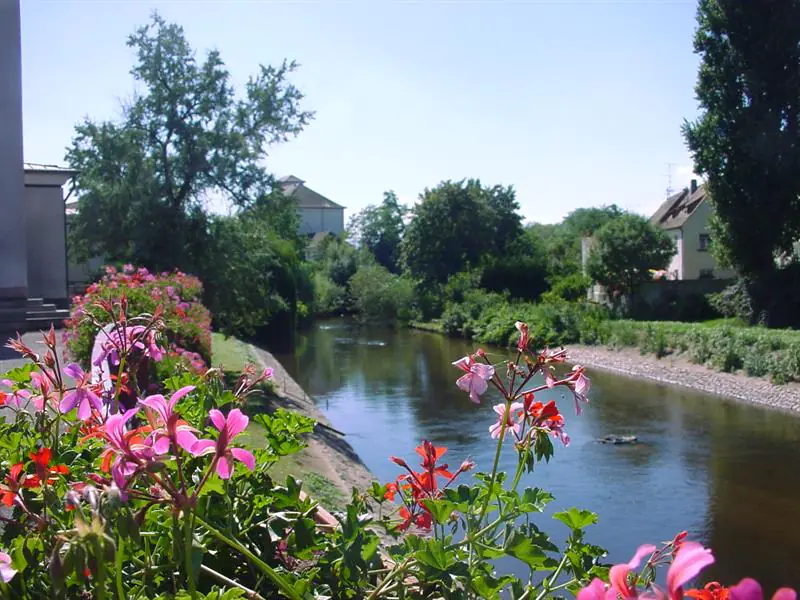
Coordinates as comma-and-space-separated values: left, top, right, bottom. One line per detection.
21, 0, 702, 224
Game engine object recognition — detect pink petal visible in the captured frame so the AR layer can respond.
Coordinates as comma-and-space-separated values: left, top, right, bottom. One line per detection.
730, 579, 763, 600
773, 590, 797, 600
59, 391, 78, 414
168, 385, 195, 411
225, 409, 249, 439
667, 542, 715, 600
208, 409, 226, 432
141, 395, 168, 422
456, 373, 474, 394
76, 396, 92, 421
578, 579, 608, 600
0, 562, 16, 583
231, 447, 255, 471
175, 430, 198, 453
452, 356, 471, 373
216, 455, 234, 479
469, 377, 488, 403
471, 363, 495, 381
191, 439, 217, 457
545, 371, 556, 388
63, 363, 84, 381
153, 435, 171, 455
492, 403, 506, 416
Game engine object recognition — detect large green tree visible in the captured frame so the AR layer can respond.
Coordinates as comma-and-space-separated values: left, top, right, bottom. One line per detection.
400, 179, 522, 285
67, 13, 312, 270
347, 191, 407, 272
682, 0, 800, 324
585, 214, 675, 304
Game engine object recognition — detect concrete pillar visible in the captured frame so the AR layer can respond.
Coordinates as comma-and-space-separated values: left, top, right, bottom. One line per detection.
0, 0, 27, 302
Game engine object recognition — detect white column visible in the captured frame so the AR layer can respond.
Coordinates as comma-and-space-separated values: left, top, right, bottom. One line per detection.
0, 0, 27, 301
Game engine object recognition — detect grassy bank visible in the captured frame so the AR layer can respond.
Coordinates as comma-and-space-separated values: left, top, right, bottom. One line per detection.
421, 293, 800, 384
211, 333, 346, 509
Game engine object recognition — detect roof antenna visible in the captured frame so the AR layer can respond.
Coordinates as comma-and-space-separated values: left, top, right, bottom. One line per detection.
665, 162, 675, 198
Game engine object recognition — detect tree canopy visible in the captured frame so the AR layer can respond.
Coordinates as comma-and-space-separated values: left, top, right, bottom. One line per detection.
682, 0, 800, 323
67, 13, 312, 270
585, 214, 675, 300
400, 179, 522, 285
348, 191, 407, 273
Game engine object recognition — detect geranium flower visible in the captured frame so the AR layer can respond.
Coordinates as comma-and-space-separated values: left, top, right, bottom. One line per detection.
515, 321, 529, 352
0, 379, 31, 408
60, 363, 104, 420
191, 409, 255, 479
567, 365, 591, 415
140, 386, 198, 454
452, 355, 495, 404
0, 551, 15, 583
489, 402, 523, 440
30, 370, 54, 411
727, 579, 796, 600
0, 464, 28, 507
28, 447, 69, 487
84, 408, 153, 493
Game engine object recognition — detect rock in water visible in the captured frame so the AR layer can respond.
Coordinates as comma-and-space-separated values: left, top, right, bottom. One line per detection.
600, 435, 638, 445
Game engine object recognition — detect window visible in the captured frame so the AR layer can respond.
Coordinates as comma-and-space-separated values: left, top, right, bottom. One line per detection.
699, 268, 714, 279
698, 233, 711, 252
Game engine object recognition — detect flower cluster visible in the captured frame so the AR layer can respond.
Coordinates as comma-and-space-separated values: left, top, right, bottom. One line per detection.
579, 534, 796, 600
65, 265, 212, 374
386, 441, 474, 530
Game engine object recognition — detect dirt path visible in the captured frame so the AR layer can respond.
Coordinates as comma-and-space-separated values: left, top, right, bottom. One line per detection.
568, 345, 800, 414
249, 344, 376, 498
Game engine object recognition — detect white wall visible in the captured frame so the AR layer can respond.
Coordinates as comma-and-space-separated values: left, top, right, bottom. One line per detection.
299, 208, 344, 235
680, 202, 735, 280
665, 229, 683, 280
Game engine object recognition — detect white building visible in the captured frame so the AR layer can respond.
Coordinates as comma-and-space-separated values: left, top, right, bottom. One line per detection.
278, 175, 345, 236
649, 180, 735, 280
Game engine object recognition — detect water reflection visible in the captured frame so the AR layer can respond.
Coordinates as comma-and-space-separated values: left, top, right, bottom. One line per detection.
276, 320, 800, 589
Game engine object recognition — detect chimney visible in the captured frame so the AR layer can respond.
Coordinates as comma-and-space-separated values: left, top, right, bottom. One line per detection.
690, 179, 698, 194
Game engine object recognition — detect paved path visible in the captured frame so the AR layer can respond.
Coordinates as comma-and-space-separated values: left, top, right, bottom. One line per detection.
0, 329, 67, 373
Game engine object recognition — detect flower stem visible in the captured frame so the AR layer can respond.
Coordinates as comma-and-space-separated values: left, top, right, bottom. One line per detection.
115, 535, 125, 600
477, 398, 512, 525
194, 514, 303, 600
184, 510, 197, 599
92, 536, 108, 600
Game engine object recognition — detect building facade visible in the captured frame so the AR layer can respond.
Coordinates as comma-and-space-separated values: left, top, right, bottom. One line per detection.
278, 175, 345, 236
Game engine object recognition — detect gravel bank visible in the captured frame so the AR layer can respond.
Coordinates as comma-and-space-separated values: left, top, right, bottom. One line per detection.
568, 345, 800, 414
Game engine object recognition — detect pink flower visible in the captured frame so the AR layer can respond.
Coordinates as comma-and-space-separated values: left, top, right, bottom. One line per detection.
0, 551, 16, 583
515, 321, 529, 352
452, 356, 495, 404
60, 363, 104, 421
191, 409, 255, 479
567, 365, 591, 415
609, 544, 657, 599
140, 386, 197, 455
30, 370, 54, 411
729, 579, 796, 600
489, 402, 523, 440
0, 379, 31, 408
667, 542, 716, 600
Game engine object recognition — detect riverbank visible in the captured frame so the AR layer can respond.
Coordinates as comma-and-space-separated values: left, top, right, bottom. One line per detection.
247, 342, 376, 504
409, 322, 800, 414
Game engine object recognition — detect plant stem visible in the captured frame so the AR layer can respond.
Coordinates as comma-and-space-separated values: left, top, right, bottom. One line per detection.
184, 510, 197, 599
534, 552, 570, 600
477, 398, 512, 525
366, 559, 413, 600
115, 535, 125, 600
199, 565, 267, 600
92, 536, 108, 600
194, 514, 303, 600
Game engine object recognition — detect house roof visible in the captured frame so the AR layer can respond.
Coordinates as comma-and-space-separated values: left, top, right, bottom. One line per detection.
278, 174, 344, 209
650, 184, 707, 230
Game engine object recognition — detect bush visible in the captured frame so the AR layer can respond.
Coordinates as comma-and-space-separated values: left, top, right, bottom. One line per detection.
349, 264, 415, 323
65, 265, 212, 371
312, 272, 347, 316
708, 279, 754, 322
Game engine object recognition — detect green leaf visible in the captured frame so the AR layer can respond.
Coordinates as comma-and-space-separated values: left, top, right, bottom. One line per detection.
422, 498, 456, 525
519, 487, 555, 512
415, 539, 455, 572
472, 573, 517, 599
504, 531, 558, 570
553, 507, 598, 531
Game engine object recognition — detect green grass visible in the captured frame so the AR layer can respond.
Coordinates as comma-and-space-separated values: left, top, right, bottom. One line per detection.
269, 455, 345, 510
409, 320, 444, 333
211, 332, 254, 373
700, 318, 750, 328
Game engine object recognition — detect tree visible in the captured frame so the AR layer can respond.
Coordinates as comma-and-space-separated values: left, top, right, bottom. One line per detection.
67, 13, 312, 269
347, 191, 407, 272
585, 214, 675, 304
400, 179, 522, 285
682, 0, 800, 324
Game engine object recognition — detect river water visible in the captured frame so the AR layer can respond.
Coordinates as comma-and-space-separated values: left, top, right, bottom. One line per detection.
276, 320, 800, 589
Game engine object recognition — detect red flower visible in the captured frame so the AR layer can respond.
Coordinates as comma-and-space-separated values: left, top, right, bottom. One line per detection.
0, 464, 27, 506
28, 448, 69, 487
686, 582, 731, 600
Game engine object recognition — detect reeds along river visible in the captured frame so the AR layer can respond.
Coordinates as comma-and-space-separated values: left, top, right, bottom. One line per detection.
276, 320, 800, 589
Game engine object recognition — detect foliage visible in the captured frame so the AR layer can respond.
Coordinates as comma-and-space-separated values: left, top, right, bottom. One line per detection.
347, 191, 407, 273
199, 213, 308, 340
64, 265, 212, 372
682, 0, 800, 325
348, 264, 415, 324
67, 14, 312, 271
585, 213, 675, 301
479, 232, 550, 301
307, 235, 359, 289
707, 279, 755, 322
400, 179, 523, 285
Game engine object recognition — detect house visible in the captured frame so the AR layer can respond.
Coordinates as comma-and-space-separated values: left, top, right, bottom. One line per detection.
278, 175, 345, 236
649, 180, 735, 280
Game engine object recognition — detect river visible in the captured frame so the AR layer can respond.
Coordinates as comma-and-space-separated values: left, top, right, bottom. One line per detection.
276, 320, 800, 589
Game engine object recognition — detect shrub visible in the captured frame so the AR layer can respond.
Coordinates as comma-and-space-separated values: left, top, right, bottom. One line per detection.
65, 265, 212, 371
312, 272, 347, 316
349, 264, 415, 323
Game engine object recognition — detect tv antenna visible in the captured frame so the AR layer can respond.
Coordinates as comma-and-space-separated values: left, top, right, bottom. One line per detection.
665, 163, 675, 198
